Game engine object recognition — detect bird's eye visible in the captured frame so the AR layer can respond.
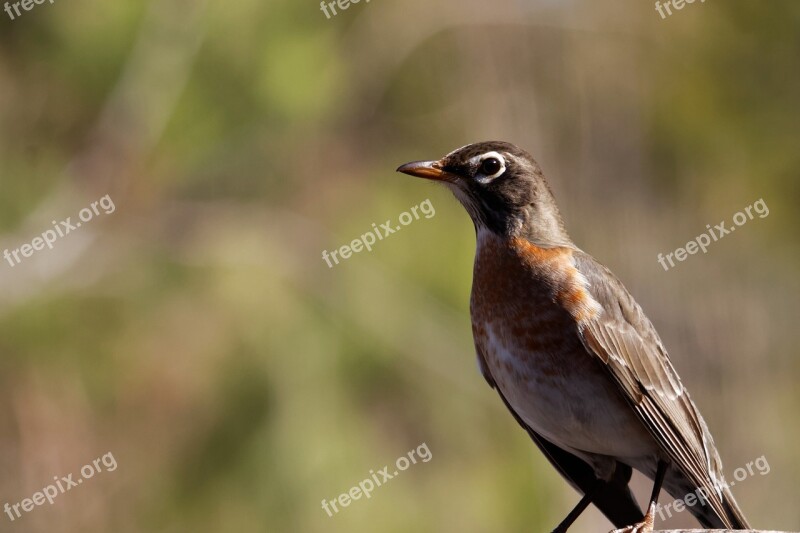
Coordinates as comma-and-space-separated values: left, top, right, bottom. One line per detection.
480, 157, 502, 177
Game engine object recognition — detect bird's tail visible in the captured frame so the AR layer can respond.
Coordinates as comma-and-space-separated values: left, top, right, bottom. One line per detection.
718, 485, 751, 530
664, 468, 751, 530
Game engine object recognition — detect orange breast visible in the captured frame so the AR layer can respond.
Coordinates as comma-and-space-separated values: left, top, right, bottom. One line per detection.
471, 233, 599, 324
469, 231, 658, 458
470, 231, 601, 384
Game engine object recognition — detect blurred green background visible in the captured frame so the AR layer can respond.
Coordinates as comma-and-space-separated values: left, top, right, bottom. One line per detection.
0, 0, 798, 532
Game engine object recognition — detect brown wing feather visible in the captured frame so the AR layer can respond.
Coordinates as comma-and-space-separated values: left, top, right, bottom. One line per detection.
573, 251, 750, 529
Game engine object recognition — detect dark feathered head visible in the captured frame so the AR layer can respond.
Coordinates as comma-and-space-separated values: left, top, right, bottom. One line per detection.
398, 141, 571, 246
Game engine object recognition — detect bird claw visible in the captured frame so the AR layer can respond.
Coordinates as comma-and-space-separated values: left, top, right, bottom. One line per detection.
609, 524, 651, 533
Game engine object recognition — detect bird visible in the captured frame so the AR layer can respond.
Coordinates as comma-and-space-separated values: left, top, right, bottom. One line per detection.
397, 141, 751, 532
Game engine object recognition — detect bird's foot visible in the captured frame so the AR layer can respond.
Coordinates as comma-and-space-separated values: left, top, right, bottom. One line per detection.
609, 502, 655, 533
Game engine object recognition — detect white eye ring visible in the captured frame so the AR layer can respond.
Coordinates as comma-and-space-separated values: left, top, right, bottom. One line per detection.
470, 151, 506, 183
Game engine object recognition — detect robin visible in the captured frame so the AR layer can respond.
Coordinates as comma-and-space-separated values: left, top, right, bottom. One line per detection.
397, 141, 751, 532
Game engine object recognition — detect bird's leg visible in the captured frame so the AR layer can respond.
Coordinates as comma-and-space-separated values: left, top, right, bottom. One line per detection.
610, 461, 668, 533
551, 482, 599, 533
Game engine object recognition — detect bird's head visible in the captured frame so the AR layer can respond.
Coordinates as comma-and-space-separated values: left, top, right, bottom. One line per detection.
397, 141, 571, 245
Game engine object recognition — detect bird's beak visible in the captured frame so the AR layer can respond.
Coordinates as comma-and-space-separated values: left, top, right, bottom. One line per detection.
396, 160, 452, 182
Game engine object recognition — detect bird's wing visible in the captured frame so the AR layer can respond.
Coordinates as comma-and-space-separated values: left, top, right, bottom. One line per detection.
572, 251, 749, 529
475, 343, 645, 528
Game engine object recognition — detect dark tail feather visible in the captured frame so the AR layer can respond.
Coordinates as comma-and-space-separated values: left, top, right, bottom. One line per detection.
528, 431, 644, 528
592, 462, 645, 527
672, 477, 751, 530
720, 485, 751, 529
